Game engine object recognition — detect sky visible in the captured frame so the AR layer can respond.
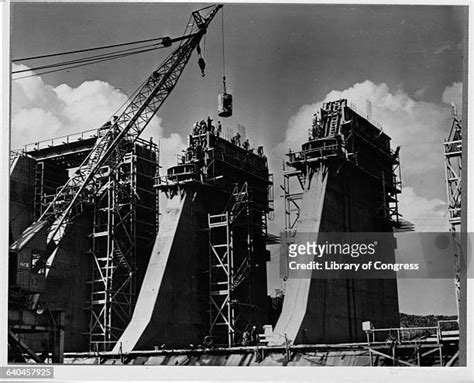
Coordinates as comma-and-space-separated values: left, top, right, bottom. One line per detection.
10, 3, 465, 315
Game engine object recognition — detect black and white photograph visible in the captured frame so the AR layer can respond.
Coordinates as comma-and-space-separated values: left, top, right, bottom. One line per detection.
2, 1, 471, 381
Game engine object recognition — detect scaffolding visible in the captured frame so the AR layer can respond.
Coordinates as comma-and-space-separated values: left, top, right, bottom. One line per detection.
156, 125, 272, 348
33, 162, 69, 221
284, 99, 402, 233
364, 320, 459, 366
208, 182, 269, 347
443, 106, 462, 316
87, 139, 159, 352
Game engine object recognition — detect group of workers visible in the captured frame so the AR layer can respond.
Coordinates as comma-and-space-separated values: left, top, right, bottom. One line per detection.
229, 131, 266, 159
201, 325, 261, 349
241, 325, 260, 346
192, 116, 222, 137
229, 132, 250, 152
185, 116, 266, 162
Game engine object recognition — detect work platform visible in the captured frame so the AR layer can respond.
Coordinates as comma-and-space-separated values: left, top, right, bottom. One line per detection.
61, 322, 459, 366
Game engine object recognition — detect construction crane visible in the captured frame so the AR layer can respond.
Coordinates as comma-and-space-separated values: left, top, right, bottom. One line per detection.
9, 4, 223, 304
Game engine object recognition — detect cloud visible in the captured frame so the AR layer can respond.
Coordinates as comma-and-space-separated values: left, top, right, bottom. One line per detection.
398, 187, 449, 232
270, 80, 460, 233
11, 64, 187, 174
140, 115, 187, 173
442, 82, 462, 113
12, 64, 129, 148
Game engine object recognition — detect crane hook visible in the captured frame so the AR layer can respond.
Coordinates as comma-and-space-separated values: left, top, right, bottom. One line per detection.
196, 44, 206, 77
198, 57, 206, 77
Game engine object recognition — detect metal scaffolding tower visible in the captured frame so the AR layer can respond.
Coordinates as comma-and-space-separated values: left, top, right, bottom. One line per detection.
208, 183, 268, 347
444, 105, 462, 316
88, 139, 159, 352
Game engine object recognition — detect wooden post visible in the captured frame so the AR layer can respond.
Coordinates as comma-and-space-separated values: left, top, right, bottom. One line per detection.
51, 311, 64, 363
392, 343, 396, 366
284, 333, 290, 363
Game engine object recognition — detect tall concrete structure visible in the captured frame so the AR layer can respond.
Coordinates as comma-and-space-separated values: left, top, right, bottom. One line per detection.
115, 125, 273, 352
9, 129, 159, 353
273, 99, 400, 345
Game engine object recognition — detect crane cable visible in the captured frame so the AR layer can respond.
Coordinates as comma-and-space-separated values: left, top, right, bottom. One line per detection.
12, 35, 170, 63
12, 45, 167, 80
221, 7, 227, 94
13, 44, 165, 78
12, 32, 199, 80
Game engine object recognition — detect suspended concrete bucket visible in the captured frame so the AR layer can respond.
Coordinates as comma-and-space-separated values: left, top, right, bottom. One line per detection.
218, 92, 233, 118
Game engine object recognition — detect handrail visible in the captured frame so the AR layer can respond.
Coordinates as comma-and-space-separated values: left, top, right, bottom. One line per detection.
16, 128, 100, 153
363, 323, 460, 345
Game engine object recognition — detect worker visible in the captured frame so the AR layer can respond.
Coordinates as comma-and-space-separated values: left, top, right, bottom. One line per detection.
203, 335, 214, 348
233, 132, 241, 146
207, 116, 213, 131
216, 121, 222, 137
243, 138, 250, 150
250, 325, 258, 345
199, 119, 207, 133
257, 146, 264, 157
242, 330, 251, 346
311, 113, 321, 140
186, 147, 193, 162
193, 121, 200, 135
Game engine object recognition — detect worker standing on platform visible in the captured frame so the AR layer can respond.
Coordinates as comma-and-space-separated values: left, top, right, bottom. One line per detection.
243, 138, 250, 150
207, 116, 213, 131
200, 119, 207, 133
232, 131, 241, 146
242, 329, 251, 346
250, 325, 258, 345
186, 147, 193, 162
216, 121, 222, 137
193, 121, 199, 135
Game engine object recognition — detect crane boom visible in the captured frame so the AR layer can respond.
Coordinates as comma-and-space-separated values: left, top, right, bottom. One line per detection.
11, 5, 223, 271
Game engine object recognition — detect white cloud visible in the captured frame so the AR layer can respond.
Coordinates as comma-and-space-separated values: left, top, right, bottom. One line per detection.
398, 187, 449, 232
139, 115, 187, 173
12, 64, 129, 148
12, 107, 62, 142
442, 82, 462, 113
